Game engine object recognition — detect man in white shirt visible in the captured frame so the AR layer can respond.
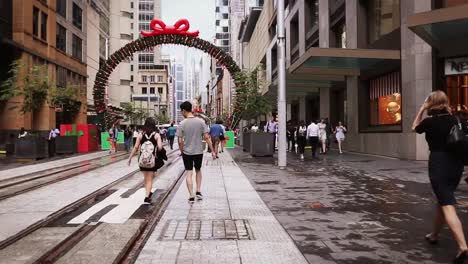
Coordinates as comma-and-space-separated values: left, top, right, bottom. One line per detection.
306, 120, 319, 159
264, 116, 278, 149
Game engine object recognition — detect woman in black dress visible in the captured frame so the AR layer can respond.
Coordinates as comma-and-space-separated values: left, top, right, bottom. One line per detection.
413, 91, 467, 263
128, 118, 162, 204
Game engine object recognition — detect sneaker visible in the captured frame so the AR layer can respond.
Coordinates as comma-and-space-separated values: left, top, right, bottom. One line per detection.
300, 154, 304, 160
144, 197, 152, 204
196, 192, 203, 200
188, 197, 195, 204
148, 192, 153, 199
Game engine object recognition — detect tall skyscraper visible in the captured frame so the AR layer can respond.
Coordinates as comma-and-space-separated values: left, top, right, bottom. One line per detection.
172, 63, 185, 122
215, 0, 230, 53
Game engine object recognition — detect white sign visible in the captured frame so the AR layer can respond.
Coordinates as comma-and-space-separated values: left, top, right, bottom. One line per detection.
445, 57, 468, 75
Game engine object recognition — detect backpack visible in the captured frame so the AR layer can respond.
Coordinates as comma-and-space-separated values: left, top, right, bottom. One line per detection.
139, 132, 157, 168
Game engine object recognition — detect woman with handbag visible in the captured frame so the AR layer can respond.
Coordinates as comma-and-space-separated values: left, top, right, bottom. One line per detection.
413, 91, 467, 263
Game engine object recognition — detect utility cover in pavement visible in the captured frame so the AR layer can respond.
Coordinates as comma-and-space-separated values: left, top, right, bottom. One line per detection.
158, 219, 253, 240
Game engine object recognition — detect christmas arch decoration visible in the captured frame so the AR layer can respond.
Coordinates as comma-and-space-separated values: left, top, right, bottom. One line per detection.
93, 19, 243, 129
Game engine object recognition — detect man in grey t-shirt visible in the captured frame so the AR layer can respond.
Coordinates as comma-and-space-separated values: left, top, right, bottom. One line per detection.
177, 101, 215, 203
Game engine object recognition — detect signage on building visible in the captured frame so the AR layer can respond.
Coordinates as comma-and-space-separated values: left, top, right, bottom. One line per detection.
445, 57, 468, 75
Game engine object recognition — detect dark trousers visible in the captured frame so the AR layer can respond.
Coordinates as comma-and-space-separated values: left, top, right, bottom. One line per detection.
287, 137, 296, 151
169, 136, 175, 150
308, 137, 319, 158
297, 136, 306, 154
48, 138, 56, 157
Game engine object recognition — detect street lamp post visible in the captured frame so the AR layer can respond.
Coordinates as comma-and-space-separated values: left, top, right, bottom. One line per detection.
277, 0, 287, 168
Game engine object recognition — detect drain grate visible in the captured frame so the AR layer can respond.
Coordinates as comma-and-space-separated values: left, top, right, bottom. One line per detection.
159, 219, 253, 240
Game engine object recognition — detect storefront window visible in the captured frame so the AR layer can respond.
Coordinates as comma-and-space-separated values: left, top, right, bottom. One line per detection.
369, 71, 402, 126
446, 75, 468, 114
434, 0, 468, 8
367, 0, 400, 45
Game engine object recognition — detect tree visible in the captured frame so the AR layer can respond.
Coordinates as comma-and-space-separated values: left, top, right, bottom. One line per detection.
49, 85, 82, 124
122, 102, 149, 125
155, 114, 170, 124
230, 66, 271, 129
0, 60, 51, 129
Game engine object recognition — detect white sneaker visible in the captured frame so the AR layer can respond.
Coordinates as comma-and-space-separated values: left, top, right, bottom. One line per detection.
300, 154, 304, 160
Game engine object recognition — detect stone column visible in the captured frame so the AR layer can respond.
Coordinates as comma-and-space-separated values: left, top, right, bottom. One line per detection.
318, 0, 329, 48
320, 88, 330, 118
400, 0, 432, 160
346, 77, 359, 134
299, 95, 306, 122
345, 0, 358, 49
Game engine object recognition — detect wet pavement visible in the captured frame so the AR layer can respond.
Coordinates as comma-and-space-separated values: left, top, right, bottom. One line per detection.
231, 148, 468, 263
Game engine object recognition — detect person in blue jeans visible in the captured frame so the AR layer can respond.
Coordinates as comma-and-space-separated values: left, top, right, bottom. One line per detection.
167, 123, 177, 150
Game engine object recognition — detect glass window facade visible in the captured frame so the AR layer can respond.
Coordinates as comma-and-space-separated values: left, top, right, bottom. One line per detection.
72, 3, 83, 30
56, 23, 66, 52
72, 34, 82, 61
56, 0, 66, 18
367, 0, 400, 44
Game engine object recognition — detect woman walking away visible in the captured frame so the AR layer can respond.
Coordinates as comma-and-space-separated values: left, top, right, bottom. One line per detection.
296, 121, 307, 160
318, 119, 327, 154
128, 117, 163, 205
335, 122, 346, 154
413, 91, 467, 263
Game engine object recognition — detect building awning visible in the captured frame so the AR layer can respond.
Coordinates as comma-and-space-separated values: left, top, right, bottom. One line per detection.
239, 7, 262, 42
289, 47, 401, 76
408, 4, 468, 50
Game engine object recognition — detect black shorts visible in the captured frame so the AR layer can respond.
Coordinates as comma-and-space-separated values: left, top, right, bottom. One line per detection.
182, 154, 203, 171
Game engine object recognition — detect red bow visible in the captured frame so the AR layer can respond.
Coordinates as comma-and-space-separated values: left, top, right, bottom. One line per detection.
141, 19, 199, 37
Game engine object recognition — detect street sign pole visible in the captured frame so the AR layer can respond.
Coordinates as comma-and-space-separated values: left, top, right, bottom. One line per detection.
277, 0, 287, 168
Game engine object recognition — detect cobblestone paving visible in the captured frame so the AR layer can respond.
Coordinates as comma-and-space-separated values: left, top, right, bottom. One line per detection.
136, 152, 308, 264
232, 148, 468, 263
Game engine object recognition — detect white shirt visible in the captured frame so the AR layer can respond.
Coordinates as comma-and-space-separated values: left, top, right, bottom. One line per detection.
133, 131, 139, 138
307, 123, 319, 138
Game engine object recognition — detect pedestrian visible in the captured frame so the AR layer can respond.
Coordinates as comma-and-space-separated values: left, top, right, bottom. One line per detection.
219, 121, 226, 153
335, 121, 347, 154
177, 101, 216, 204
132, 126, 139, 147
264, 116, 278, 149
108, 124, 118, 154
251, 123, 259, 132
128, 117, 163, 204
48, 127, 60, 157
306, 120, 320, 159
318, 119, 327, 154
18, 127, 28, 138
124, 126, 132, 152
296, 121, 307, 160
287, 121, 296, 152
167, 123, 177, 150
324, 118, 333, 151
210, 120, 224, 157
160, 127, 167, 142
413, 91, 467, 263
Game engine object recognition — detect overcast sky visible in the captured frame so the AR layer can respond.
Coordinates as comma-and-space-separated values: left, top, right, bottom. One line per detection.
161, 0, 215, 62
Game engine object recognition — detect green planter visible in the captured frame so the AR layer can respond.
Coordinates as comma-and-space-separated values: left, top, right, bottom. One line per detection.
15, 137, 48, 159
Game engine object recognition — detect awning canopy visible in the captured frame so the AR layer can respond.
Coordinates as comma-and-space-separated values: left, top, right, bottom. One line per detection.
289, 47, 401, 76
408, 4, 468, 50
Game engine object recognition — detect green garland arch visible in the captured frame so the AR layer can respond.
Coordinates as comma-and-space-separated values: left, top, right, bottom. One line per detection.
93, 34, 244, 130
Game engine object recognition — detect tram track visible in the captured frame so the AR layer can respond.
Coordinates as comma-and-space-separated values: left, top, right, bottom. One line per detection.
0, 152, 128, 202
0, 147, 185, 264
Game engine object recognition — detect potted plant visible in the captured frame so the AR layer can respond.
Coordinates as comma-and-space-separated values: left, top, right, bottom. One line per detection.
1, 60, 50, 159
50, 86, 82, 154
231, 66, 272, 156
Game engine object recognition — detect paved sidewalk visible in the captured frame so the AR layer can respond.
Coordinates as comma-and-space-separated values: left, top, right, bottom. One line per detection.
232, 148, 468, 263
136, 151, 308, 264
0, 151, 109, 181
0, 158, 138, 243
